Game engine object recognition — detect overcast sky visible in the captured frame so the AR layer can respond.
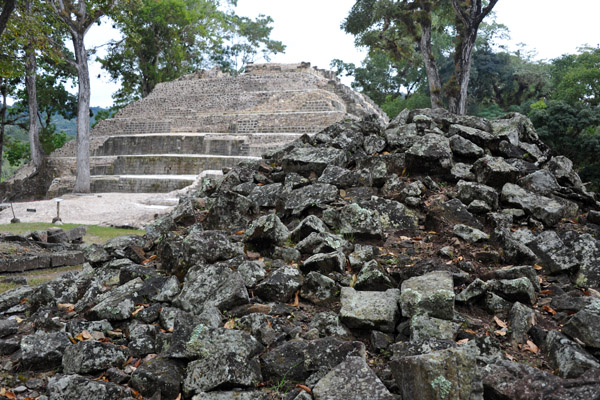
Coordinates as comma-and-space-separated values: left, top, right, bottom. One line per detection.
84, 0, 600, 107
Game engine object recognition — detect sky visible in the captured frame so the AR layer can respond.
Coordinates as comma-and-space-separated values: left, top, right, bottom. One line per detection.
83, 0, 600, 108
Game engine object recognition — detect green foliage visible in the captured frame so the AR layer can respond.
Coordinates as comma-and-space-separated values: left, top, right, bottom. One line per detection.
528, 100, 600, 190
381, 92, 431, 119
551, 47, 600, 107
100, 0, 284, 106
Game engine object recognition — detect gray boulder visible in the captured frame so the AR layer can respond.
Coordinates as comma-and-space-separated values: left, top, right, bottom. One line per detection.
313, 356, 394, 400
255, 265, 304, 303
449, 135, 485, 158
174, 263, 249, 313
544, 330, 600, 378
244, 213, 290, 250
473, 156, 519, 187
502, 183, 569, 227
456, 180, 499, 210
301, 272, 339, 304
183, 325, 263, 395
410, 314, 460, 341
562, 300, 600, 348
20, 331, 71, 370
48, 374, 131, 400
453, 224, 489, 243
401, 271, 455, 320
62, 341, 128, 374
301, 251, 346, 275
182, 230, 243, 265
284, 183, 339, 215
282, 146, 348, 176
130, 357, 185, 399
339, 287, 401, 333
405, 133, 453, 174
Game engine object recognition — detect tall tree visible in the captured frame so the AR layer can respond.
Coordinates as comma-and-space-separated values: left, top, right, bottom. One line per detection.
343, 0, 499, 114
99, 0, 284, 106
50, 0, 115, 193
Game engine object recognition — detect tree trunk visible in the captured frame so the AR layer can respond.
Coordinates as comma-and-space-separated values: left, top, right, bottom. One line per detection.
72, 33, 91, 193
0, 81, 7, 180
0, 0, 16, 39
419, 22, 444, 109
25, 0, 44, 168
448, 29, 477, 115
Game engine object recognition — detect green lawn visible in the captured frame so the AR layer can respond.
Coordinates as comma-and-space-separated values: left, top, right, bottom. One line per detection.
0, 222, 144, 244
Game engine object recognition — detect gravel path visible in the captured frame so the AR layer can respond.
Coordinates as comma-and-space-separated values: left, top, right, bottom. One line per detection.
0, 193, 180, 229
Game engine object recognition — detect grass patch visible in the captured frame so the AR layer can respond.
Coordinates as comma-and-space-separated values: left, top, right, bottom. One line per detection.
0, 223, 144, 244
0, 265, 84, 294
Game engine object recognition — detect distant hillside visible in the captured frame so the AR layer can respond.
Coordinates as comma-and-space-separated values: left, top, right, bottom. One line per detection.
52, 107, 110, 137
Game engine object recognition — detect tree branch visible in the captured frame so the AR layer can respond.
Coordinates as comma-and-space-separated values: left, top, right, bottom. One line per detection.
0, 0, 16, 38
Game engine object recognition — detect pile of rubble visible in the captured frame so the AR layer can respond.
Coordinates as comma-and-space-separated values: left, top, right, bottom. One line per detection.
0, 109, 599, 399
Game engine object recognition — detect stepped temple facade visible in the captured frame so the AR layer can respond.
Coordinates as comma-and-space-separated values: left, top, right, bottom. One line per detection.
46, 62, 388, 195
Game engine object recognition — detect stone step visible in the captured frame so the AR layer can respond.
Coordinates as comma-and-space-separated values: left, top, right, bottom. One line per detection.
88, 155, 261, 176
89, 175, 196, 193
92, 110, 344, 136
91, 133, 302, 157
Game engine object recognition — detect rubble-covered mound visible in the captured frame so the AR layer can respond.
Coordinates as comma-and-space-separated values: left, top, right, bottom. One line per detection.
1, 108, 600, 399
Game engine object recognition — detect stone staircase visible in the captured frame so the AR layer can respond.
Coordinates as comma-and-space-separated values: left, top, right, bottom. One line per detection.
47, 63, 388, 194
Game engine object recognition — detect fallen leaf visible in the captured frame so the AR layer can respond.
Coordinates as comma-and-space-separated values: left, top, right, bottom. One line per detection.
505, 353, 514, 361
581, 288, 591, 296
533, 264, 543, 270
292, 291, 300, 307
4, 391, 16, 399
456, 338, 469, 345
141, 255, 157, 265
175, 394, 182, 400
296, 384, 312, 394
350, 274, 357, 288
19, 297, 28, 305
133, 358, 142, 368
235, 230, 246, 235
494, 316, 508, 329
494, 329, 507, 336
522, 340, 539, 354
131, 305, 145, 317
398, 236, 412, 241
412, 236, 423, 241
68, 336, 77, 344
543, 305, 557, 315
464, 329, 477, 335
58, 303, 75, 312
224, 319, 236, 329
540, 289, 553, 295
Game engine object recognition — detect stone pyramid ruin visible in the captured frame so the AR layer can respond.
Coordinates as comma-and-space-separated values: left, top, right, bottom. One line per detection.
47, 63, 388, 195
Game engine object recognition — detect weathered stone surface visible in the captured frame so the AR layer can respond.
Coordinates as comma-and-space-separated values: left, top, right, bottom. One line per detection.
20, 332, 71, 370
392, 346, 481, 400
284, 183, 339, 215
308, 312, 352, 338
313, 356, 394, 400
405, 133, 453, 174
501, 183, 569, 227
410, 314, 460, 341
339, 287, 401, 333
544, 330, 600, 378
205, 191, 259, 230
248, 183, 282, 208
562, 300, 600, 348
426, 198, 484, 231
301, 272, 339, 304
130, 357, 185, 399
453, 224, 489, 243
128, 323, 158, 357
473, 156, 520, 187
330, 203, 384, 239
456, 180, 499, 211
295, 232, 351, 255
192, 392, 270, 400
290, 215, 328, 242
489, 277, 537, 305
182, 229, 243, 265
244, 213, 289, 250
449, 134, 485, 158
282, 146, 348, 176
62, 341, 128, 374
48, 374, 131, 400
301, 251, 346, 275
354, 259, 396, 291
0, 285, 34, 312
255, 265, 303, 303
183, 325, 263, 394
509, 302, 536, 345
317, 165, 357, 188
518, 169, 561, 195
237, 260, 266, 288
261, 339, 308, 381
174, 264, 249, 313
360, 196, 418, 230
455, 278, 488, 303
449, 123, 496, 148
401, 271, 455, 320
88, 277, 145, 321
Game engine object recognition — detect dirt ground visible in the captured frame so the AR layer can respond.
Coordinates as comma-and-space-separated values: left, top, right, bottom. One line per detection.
0, 192, 180, 229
